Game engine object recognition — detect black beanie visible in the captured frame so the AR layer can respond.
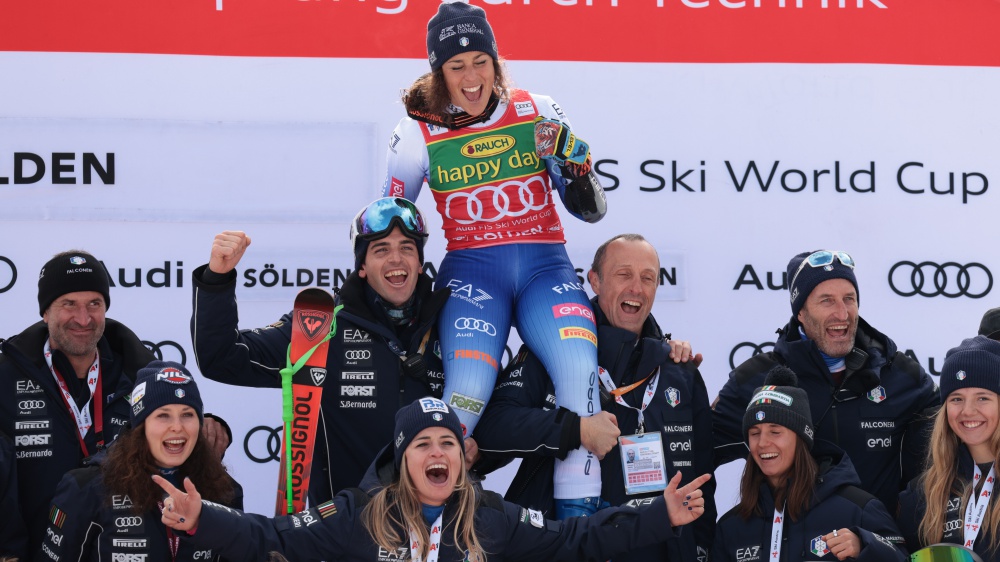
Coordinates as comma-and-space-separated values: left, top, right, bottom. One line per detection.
426, 2, 498, 70
129, 361, 204, 428
743, 365, 815, 449
37, 251, 111, 316
979, 307, 1000, 339
939, 336, 1000, 400
393, 397, 465, 470
787, 250, 859, 318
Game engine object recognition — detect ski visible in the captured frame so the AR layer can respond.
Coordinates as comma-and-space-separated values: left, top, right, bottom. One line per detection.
275, 287, 339, 515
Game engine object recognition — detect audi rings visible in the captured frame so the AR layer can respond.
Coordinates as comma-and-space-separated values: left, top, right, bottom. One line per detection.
0, 256, 16, 293
244, 425, 283, 463
454, 317, 497, 336
888, 261, 992, 298
444, 178, 549, 224
729, 342, 775, 371
142, 340, 188, 365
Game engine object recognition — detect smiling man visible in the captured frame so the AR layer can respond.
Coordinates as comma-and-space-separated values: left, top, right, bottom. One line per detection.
0, 251, 157, 557
475, 233, 715, 562
712, 249, 939, 513
191, 197, 450, 506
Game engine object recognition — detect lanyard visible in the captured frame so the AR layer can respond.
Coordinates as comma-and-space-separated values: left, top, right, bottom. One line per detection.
770, 504, 785, 561
597, 366, 659, 434
964, 463, 996, 549
409, 512, 443, 562
44, 340, 104, 457
158, 501, 181, 562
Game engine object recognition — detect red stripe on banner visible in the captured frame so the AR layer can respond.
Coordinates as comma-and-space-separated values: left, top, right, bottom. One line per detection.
2, 0, 999, 67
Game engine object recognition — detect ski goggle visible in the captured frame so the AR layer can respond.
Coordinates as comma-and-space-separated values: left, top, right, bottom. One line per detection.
350, 197, 428, 248
789, 250, 855, 290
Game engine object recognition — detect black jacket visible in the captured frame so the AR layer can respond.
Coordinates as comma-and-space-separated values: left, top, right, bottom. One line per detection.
0, 319, 152, 558
37, 451, 243, 562
898, 444, 1000, 562
712, 444, 907, 562
0, 429, 27, 559
712, 316, 939, 512
475, 299, 716, 561
181, 444, 681, 561
191, 265, 449, 503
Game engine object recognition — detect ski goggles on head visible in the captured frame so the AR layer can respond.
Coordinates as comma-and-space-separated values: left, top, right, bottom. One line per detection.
789, 250, 855, 290
350, 197, 428, 247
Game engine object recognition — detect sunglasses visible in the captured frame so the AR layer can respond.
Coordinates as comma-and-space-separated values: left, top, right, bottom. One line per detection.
789, 250, 855, 290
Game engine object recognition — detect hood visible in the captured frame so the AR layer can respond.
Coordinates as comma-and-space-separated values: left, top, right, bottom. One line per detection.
810, 440, 864, 503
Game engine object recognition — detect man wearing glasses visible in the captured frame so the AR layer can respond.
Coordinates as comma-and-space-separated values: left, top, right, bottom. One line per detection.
712, 250, 939, 513
191, 197, 449, 506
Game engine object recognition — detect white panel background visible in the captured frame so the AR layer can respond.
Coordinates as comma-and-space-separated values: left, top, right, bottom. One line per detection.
1, 52, 998, 517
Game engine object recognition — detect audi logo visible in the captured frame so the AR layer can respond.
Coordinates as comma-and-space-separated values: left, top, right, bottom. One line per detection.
729, 342, 776, 371
18, 400, 44, 410
888, 261, 992, 299
142, 340, 187, 365
444, 178, 550, 224
454, 317, 497, 336
244, 425, 283, 463
0, 256, 15, 293
345, 349, 371, 361
115, 517, 142, 527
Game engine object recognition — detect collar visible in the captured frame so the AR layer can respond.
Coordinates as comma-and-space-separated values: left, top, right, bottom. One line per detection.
406, 92, 501, 131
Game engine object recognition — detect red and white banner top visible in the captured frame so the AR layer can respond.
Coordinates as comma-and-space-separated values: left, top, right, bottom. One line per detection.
3, 0, 999, 67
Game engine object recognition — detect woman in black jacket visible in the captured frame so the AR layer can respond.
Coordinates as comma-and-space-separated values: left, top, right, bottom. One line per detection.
36, 361, 237, 562
156, 396, 712, 561
898, 336, 1000, 561
712, 366, 906, 562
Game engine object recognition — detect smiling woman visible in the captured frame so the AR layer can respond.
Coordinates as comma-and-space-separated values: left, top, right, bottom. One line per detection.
383, 1, 610, 521
34, 361, 238, 562
154, 397, 713, 561
712, 366, 907, 562
898, 336, 1000, 562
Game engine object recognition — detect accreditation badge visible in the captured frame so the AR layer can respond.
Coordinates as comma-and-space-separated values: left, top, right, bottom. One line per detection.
619, 432, 668, 495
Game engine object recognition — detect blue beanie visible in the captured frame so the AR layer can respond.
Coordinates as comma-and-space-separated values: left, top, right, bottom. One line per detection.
939, 336, 1000, 400
787, 250, 859, 317
393, 397, 465, 470
426, 2, 498, 70
129, 361, 204, 427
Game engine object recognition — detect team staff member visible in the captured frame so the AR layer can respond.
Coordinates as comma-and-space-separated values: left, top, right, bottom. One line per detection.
898, 336, 1000, 561
384, 1, 609, 518
475, 234, 716, 561
0, 250, 233, 558
713, 366, 906, 562
192, 197, 449, 504
37, 361, 239, 562
712, 249, 939, 512
155, 397, 712, 561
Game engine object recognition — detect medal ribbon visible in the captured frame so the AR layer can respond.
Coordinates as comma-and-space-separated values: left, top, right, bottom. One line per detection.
408, 512, 443, 562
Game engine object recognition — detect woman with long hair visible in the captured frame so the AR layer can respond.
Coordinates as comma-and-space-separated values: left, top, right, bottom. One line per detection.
382, 1, 617, 519
35, 361, 237, 561
712, 366, 906, 562
898, 336, 1000, 561
155, 396, 711, 561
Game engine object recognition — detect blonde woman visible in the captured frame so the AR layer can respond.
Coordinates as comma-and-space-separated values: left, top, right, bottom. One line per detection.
156, 397, 711, 561
898, 336, 1000, 561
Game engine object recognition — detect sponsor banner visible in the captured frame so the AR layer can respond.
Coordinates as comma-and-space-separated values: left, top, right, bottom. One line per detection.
1, 1, 999, 67
0, 118, 376, 223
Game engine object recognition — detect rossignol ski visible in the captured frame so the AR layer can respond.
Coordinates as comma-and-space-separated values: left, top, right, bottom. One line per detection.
275, 287, 341, 515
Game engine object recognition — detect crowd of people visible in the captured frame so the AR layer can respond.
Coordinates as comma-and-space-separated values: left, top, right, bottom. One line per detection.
2, 3, 998, 562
